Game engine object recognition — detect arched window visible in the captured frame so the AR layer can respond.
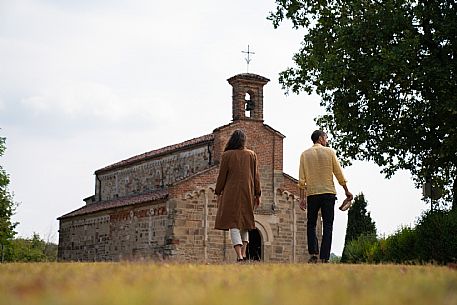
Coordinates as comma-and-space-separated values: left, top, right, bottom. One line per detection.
245, 92, 255, 118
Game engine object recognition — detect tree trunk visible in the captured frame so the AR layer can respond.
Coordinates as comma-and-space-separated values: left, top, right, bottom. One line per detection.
1, 244, 4, 263
453, 178, 457, 211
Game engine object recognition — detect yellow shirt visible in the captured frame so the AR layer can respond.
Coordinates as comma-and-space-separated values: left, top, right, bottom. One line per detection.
298, 143, 347, 196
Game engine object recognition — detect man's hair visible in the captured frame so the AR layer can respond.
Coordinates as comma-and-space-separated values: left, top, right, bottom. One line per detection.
311, 130, 326, 143
224, 129, 246, 151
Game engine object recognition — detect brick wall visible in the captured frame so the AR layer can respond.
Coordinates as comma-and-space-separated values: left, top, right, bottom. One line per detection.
213, 120, 284, 212
227, 73, 269, 121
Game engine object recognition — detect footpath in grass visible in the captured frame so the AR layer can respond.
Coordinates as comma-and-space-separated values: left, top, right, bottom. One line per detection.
0, 262, 456, 305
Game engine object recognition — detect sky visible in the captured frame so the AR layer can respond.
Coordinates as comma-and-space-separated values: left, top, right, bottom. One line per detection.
0, 0, 426, 255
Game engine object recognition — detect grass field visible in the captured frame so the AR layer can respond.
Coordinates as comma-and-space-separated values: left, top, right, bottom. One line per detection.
1, 262, 456, 305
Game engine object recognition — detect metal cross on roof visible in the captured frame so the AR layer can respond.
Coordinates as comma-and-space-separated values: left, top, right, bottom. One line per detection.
242, 45, 255, 73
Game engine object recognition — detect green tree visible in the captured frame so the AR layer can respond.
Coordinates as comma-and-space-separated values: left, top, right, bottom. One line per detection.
269, 0, 457, 208
0, 135, 18, 262
341, 193, 376, 262
4, 233, 58, 262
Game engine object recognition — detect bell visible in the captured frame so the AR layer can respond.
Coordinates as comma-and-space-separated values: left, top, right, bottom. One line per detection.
245, 100, 255, 111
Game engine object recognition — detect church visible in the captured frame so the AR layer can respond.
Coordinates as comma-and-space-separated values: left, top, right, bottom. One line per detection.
57, 73, 322, 262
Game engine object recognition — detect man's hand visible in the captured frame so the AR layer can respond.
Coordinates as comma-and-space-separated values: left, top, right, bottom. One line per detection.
339, 189, 354, 211
342, 185, 353, 201
345, 190, 353, 201
299, 198, 307, 211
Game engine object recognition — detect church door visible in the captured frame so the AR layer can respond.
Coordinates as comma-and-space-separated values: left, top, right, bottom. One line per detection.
247, 229, 262, 261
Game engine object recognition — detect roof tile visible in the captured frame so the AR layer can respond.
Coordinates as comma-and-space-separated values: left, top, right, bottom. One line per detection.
58, 190, 168, 220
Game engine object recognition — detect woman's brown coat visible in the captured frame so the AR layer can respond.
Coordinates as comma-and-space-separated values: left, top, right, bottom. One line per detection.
214, 148, 261, 230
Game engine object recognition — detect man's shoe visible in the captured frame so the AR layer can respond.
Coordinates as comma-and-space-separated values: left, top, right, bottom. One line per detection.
308, 255, 318, 264
339, 198, 352, 211
321, 259, 329, 263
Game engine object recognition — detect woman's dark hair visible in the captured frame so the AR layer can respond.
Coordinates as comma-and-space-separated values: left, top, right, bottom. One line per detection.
311, 130, 326, 143
224, 129, 246, 151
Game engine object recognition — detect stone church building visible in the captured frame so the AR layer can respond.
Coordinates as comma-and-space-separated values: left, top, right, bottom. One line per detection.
58, 73, 321, 262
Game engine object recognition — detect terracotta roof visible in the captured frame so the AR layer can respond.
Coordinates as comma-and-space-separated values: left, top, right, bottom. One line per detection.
227, 73, 270, 83
95, 134, 214, 174
263, 124, 286, 138
283, 172, 298, 183
213, 122, 285, 138
212, 121, 233, 132
58, 190, 169, 220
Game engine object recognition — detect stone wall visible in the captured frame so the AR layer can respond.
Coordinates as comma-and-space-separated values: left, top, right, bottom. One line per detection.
168, 172, 310, 263
169, 187, 310, 263
171, 188, 230, 262
58, 199, 171, 261
95, 145, 212, 202
166, 167, 234, 262
58, 214, 111, 261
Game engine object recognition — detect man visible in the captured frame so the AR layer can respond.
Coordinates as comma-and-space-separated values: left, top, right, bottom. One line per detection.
298, 130, 353, 263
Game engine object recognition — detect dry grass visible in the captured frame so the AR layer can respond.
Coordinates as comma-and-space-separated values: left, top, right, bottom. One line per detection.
1, 262, 456, 305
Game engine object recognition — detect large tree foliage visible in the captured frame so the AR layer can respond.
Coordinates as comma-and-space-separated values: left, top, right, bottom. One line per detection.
341, 193, 376, 262
269, 0, 457, 207
0, 135, 18, 262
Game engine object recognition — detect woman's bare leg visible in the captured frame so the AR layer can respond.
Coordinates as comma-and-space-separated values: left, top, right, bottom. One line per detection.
241, 241, 248, 259
234, 244, 243, 260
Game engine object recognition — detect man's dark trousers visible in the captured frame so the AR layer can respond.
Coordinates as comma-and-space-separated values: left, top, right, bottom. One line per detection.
307, 193, 336, 260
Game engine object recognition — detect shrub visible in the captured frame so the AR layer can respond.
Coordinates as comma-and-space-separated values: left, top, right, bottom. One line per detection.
415, 209, 457, 264
343, 233, 378, 263
341, 208, 456, 265
381, 226, 417, 263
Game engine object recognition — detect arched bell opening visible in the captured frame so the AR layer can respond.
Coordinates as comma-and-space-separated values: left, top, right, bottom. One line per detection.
244, 91, 255, 118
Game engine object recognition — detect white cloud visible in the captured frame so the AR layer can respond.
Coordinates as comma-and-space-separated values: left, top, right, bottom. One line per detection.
20, 80, 174, 123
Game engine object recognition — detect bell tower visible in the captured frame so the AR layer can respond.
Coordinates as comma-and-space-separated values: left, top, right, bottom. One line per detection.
227, 73, 270, 121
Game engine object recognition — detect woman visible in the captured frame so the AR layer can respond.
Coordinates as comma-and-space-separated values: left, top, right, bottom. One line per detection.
214, 129, 261, 262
